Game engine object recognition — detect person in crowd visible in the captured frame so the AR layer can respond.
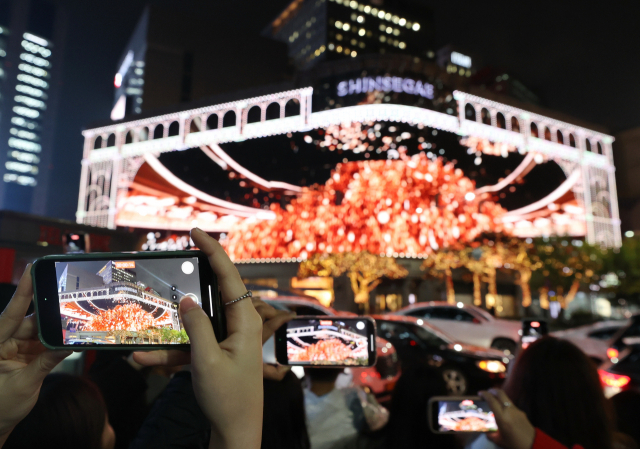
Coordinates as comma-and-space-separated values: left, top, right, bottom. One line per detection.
3, 373, 115, 449
382, 363, 457, 449
468, 337, 614, 449
0, 228, 265, 449
610, 390, 640, 448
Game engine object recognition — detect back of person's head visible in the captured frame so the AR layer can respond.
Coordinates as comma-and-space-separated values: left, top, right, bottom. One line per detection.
384, 363, 455, 449
611, 390, 640, 447
504, 337, 613, 449
262, 370, 310, 449
4, 373, 114, 449
304, 367, 343, 383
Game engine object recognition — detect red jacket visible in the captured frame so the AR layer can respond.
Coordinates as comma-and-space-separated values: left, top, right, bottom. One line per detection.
533, 429, 584, 449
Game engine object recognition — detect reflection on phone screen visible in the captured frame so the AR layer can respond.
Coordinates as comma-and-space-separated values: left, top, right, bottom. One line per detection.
286, 318, 369, 366
437, 399, 497, 432
55, 258, 201, 345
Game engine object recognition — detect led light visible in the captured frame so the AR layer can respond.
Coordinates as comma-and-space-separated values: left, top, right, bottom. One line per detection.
335, 20, 343, 28
599, 370, 630, 388
625, 230, 634, 238
114, 73, 122, 88
18, 63, 48, 78
358, 28, 365, 36
412, 23, 420, 31
23, 32, 49, 47
12, 106, 39, 119
457, 302, 464, 308
454, 344, 462, 351
417, 319, 424, 325
477, 360, 506, 373
9, 151, 40, 164
10, 128, 38, 140
399, 42, 406, 49
351, 51, 357, 57
16, 84, 46, 99
6, 161, 38, 174
8, 137, 41, 152
14, 95, 46, 109
17, 74, 49, 89
11, 117, 38, 129
399, 18, 406, 26
378, 10, 385, 18
607, 348, 619, 360
21, 40, 51, 57
3, 174, 37, 186
19, 52, 50, 68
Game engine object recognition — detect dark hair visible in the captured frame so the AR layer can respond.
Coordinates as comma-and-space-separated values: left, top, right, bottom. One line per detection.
383, 363, 455, 449
4, 373, 108, 449
261, 371, 310, 449
504, 337, 613, 449
304, 367, 343, 383
610, 390, 640, 446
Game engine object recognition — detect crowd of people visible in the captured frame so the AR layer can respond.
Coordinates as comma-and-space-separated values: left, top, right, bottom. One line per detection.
1, 228, 639, 449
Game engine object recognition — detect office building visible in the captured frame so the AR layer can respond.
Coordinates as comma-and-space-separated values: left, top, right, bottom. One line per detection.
97, 260, 137, 285
0, 0, 66, 214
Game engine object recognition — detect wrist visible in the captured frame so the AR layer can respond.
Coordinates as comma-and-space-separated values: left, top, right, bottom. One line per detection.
209, 426, 261, 449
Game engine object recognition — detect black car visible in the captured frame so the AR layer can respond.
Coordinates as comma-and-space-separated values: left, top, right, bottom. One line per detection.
608, 314, 640, 361
372, 314, 511, 395
599, 344, 640, 398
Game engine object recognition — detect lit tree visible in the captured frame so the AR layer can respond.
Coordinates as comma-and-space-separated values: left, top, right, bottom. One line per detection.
421, 250, 465, 304
298, 251, 408, 312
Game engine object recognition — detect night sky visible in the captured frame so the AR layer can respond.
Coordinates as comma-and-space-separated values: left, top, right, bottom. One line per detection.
46, 0, 640, 221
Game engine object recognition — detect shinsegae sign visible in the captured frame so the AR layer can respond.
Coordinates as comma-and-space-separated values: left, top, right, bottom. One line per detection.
337, 76, 435, 99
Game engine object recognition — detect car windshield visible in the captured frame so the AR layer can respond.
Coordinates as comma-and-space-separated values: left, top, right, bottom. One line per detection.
413, 322, 453, 345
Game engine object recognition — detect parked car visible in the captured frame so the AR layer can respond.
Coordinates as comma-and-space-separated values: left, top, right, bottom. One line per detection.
392, 301, 521, 354
372, 314, 511, 395
607, 314, 640, 361
263, 297, 399, 400
552, 320, 628, 365
599, 344, 640, 398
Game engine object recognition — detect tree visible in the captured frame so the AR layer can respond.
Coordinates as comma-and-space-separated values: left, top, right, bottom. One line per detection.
421, 249, 464, 304
298, 251, 408, 312
224, 153, 507, 261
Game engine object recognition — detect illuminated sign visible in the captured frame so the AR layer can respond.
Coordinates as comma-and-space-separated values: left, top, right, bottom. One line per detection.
337, 76, 434, 99
115, 261, 135, 269
451, 51, 472, 68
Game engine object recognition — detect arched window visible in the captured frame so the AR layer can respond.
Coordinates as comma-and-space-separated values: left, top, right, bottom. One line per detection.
530, 122, 539, 138
125, 131, 133, 144
168, 121, 180, 137
481, 108, 491, 125
465, 103, 476, 121
93, 136, 103, 149
153, 124, 164, 139
285, 98, 300, 117
585, 138, 592, 152
511, 117, 521, 133
139, 127, 149, 142
106, 133, 116, 147
190, 117, 202, 133
556, 130, 564, 145
543, 127, 551, 141
597, 141, 604, 155
206, 114, 218, 130
569, 133, 576, 148
496, 112, 506, 129
247, 106, 262, 124
223, 110, 236, 127
266, 102, 280, 120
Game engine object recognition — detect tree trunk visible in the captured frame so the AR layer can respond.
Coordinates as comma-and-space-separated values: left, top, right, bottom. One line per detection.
564, 279, 580, 306
539, 287, 549, 310
473, 272, 482, 306
518, 268, 532, 308
445, 268, 455, 304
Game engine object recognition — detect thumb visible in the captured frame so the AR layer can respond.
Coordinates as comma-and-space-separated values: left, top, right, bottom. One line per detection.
179, 297, 221, 362
23, 350, 72, 384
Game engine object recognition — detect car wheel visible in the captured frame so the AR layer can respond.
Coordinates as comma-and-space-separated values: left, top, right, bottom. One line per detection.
442, 367, 467, 395
491, 338, 517, 356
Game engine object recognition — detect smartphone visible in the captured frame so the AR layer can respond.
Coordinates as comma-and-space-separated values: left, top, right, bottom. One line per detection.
275, 316, 377, 367
32, 251, 225, 350
521, 319, 548, 349
428, 396, 497, 433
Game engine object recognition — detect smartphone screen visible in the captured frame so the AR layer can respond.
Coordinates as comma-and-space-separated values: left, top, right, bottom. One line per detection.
276, 317, 376, 367
33, 251, 223, 348
521, 319, 548, 349
429, 397, 497, 432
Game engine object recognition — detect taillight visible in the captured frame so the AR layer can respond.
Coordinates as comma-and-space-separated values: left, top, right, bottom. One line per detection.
607, 348, 619, 360
599, 369, 631, 388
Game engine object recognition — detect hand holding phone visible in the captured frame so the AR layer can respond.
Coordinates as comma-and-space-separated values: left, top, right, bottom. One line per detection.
428, 396, 497, 433
275, 316, 377, 367
479, 389, 536, 449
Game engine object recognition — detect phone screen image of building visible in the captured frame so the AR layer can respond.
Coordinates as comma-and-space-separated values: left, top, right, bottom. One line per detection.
55, 258, 201, 345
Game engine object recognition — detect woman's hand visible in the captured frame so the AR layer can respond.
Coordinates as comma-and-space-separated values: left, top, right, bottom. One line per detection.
0, 266, 71, 446
134, 228, 264, 449
252, 298, 295, 380
479, 389, 536, 449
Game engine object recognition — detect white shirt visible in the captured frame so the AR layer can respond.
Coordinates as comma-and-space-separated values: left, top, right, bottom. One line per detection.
304, 388, 360, 449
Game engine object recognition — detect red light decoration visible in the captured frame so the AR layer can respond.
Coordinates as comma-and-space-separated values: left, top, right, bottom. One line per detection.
607, 348, 619, 360
599, 369, 630, 388
84, 303, 157, 331
224, 153, 507, 260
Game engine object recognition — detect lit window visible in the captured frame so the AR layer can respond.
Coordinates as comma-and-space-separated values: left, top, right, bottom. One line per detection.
371, 7, 378, 14
364, 5, 371, 12
358, 28, 365, 36
386, 27, 393, 34
18, 63, 48, 78
328, 43, 335, 50
336, 45, 343, 52
12, 106, 40, 119
399, 18, 406, 26
11, 117, 38, 129
351, 50, 357, 57
335, 20, 343, 28
343, 23, 350, 31
21, 40, 51, 57
385, 13, 391, 20
6, 161, 38, 174
412, 23, 421, 31
16, 74, 48, 89
3, 174, 37, 186
350, 1, 358, 8
399, 42, 406, 49
8, 137, 41, 152
14, 95, 46, 109
20, 53, 50, 68
23, 32, 49, 47
378, 10, 385, 18
10, 128, 38, 140
10, 151, 40, 164
357, 15, 364, 23
16, 84, 46, 98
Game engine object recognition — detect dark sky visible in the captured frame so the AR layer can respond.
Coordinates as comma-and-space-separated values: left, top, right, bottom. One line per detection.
47, 0, 640, 221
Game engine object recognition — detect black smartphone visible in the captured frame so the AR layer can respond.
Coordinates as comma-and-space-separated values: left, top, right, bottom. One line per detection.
32, 250, 225, 350
428, 396, 497, 433
275, 316, 377, 367
521, 319, 548, 349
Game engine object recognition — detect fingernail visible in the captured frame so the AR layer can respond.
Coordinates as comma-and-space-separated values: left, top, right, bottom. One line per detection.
179, 296, 198, 313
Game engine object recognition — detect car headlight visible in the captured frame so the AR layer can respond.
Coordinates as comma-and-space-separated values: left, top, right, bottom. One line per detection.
477, 360, 506, 373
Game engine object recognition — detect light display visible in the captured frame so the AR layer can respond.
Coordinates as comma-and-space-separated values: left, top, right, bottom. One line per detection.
84, 303, 157, 331
224, 152, 506, 260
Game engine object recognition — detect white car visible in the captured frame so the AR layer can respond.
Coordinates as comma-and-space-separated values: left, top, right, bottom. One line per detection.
552, 320, 628, 364
391, 301, 521, 354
